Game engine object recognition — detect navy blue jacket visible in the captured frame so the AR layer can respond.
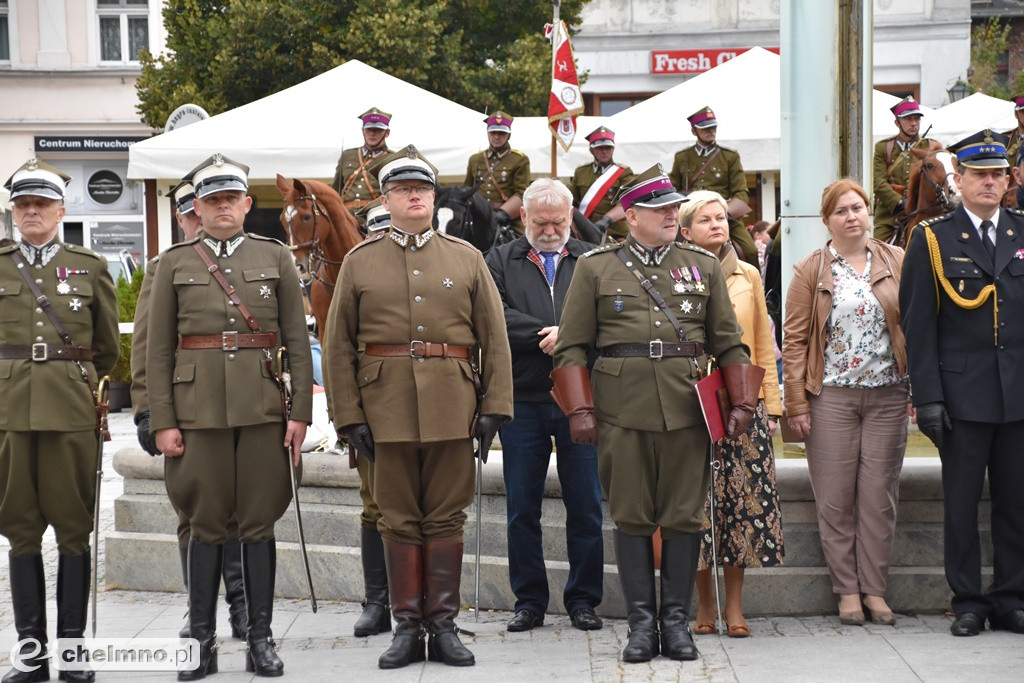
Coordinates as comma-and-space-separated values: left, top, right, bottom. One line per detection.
485, 236, 595, 403
900, 205, 1024, 423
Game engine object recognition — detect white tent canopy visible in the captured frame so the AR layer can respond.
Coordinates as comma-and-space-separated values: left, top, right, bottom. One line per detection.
924, 92, 1017, 145
128, 59, 487, 181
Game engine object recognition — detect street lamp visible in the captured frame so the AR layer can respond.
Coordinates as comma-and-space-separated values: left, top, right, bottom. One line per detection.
947, 81, 973, 103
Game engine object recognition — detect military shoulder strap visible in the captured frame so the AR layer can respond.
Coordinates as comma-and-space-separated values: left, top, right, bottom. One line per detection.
10, 250, 76, 346
482, 153, 510, 202
190, 242, 263, 333
615, 248, 688, 343
687, 146, 723, 190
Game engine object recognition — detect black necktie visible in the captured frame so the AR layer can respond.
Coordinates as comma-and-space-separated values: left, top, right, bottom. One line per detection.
981, 220, 995, 261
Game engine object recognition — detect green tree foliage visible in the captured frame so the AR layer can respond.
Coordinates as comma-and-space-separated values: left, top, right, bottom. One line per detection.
969, 18, 1012, 100
136, 0, 588, 128
111, 267, 145, 383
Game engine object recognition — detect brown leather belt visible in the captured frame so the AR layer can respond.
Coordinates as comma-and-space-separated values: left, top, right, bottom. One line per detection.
601, 341, 705, 360
364, 342, 473, 360
179, 332, 278, 351
0, 344, 93, 362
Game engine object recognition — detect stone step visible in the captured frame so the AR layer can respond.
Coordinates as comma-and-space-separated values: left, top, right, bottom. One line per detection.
104, 531, 971, 617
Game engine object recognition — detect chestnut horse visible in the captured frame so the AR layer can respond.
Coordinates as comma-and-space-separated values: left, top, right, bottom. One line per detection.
897, 141, 960, 248
275, 176, 362, 340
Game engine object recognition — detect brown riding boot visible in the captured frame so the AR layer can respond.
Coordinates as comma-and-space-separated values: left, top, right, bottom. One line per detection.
423, 539, 475, 667
378, 540, 425, 669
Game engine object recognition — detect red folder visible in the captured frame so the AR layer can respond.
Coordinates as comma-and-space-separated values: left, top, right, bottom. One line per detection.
696, 369, 730, 442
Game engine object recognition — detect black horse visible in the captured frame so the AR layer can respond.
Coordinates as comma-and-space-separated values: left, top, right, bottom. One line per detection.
433, 184, 606, 254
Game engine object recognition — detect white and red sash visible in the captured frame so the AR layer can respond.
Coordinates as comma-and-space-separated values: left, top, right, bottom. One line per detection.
579, 164, 627, 218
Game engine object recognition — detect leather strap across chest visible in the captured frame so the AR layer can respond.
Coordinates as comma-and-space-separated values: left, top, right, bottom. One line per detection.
616, 248, 691, 344
190, 242, 264, 334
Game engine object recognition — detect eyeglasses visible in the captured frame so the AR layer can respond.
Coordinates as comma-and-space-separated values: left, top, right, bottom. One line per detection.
386, 185, 435, 198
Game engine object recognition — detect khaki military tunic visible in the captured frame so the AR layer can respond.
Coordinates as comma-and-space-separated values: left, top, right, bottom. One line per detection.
146, 233, 313, 543
0, 241, 119, 555
669, 145, 756, 263
554, 238, 749, 536
569, 162, 634, 240
1005, 128, 1024, 166
465, 146, 531, 234
872, 136, 932, 243
323, 227, 513, 543
330, 146, 391, 219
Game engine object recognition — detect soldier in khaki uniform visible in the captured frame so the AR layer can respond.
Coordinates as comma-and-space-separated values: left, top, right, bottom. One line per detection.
464, 111, 531, 235
553, 166, 760, 664
1004, 93, 1024, 164
324, 147, 513, 670
0, 160, 119, 683
130, 181, 248, 642
872, 96, 937, 243
668, 107, 756, 265
330, 108, 393, 225
569, 126, 633, 241
147, 155, 312, 680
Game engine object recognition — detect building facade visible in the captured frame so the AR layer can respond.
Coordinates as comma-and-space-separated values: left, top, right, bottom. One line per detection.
0, 0, 163, 263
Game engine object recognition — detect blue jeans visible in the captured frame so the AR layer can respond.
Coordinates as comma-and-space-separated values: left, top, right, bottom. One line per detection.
500, 401, 604, 615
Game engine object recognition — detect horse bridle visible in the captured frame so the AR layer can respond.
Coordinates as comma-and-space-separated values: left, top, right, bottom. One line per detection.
284, 192, 343, 291
908, 149, 958, 219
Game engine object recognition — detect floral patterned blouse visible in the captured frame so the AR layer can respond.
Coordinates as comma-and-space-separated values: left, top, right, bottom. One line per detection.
821, 246, 905, 388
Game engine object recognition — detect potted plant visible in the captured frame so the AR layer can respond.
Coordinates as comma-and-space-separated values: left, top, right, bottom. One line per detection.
108, 267, 144, 412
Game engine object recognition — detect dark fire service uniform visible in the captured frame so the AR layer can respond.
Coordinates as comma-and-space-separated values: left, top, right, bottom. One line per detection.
146, 154, 312, 679
553, 165, 758, 664
324, 148, 513, 670
1, 159, 119, 683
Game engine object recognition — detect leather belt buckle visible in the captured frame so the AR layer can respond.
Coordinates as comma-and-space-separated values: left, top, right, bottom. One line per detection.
649, 340, 664, 360
222, 331, 239, 351
31, 342, 48, 362
409, 340, 426, 358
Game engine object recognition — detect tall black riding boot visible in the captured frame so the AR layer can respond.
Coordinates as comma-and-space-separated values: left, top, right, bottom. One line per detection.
659, 532, 700, 661
423, 540, 474, 667
614, 530, 659, 663
221, 538, 247, 640
377, 540, 425, 669
178, 540, 223, 681
178, 544, 190, 639
3, 553, 48, 683
242, 539, 283, 677
56, 549, 94, 682
353, 527, 391, 637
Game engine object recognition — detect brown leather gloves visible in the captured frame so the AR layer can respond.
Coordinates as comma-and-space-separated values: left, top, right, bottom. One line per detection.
721, 364, 765, 438
550, 366, 598, 445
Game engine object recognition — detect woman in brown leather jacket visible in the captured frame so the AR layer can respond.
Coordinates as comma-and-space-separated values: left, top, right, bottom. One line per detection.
782, 179, 909, 626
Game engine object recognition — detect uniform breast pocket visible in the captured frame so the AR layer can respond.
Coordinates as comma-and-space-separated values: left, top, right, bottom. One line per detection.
243, 268, 280, 317
670, 288, 711, 324
597, 278, 641, 319
1007, 257, 1024, 278
0, 281, 23, 322
173, 271, 211, 311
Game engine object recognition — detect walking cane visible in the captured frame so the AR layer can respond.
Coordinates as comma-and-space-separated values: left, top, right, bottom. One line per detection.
474, 439, 483, 622
92, 375, 111, 638
707, 439, 725, 636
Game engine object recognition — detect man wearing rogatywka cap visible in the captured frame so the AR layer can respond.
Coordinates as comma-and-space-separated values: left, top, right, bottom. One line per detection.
331, 107, 393, 225
871, 95, 939, 244
569, 126, 634, 241
464, 110, 532, 235
901, 130, 1024, 639
323, 145, 512, 670
129, 180, 249, 644
668, 106, 757, 266
553, 165, 759, 665
145, 153, 313, 679
0, 159, 119, 683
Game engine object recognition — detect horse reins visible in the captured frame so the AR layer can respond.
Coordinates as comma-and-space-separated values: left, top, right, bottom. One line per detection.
905, 149, 958, 221
284, 192, 344, 292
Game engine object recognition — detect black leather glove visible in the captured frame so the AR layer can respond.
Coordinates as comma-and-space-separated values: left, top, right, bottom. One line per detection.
342, 423, 375, 462
916, 402, 951, 451
134, 410, 161, 457
474, 414, 503, 464
593, 215, 613, 232
895, 197, 907, 215
494, 209, 512, 227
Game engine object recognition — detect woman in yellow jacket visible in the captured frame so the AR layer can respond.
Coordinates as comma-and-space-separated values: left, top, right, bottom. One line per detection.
678, 191, 784, 637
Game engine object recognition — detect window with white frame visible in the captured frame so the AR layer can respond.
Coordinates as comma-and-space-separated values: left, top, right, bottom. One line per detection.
0, 1, 10, 62
97, 0, 149, 63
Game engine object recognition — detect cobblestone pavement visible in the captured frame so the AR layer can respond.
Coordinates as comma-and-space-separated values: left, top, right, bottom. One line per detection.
0, 412, 1021, 681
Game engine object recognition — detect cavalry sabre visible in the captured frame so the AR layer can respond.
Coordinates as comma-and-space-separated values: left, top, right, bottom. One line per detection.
276, 347, 318, 613
91, 375, 111, 638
